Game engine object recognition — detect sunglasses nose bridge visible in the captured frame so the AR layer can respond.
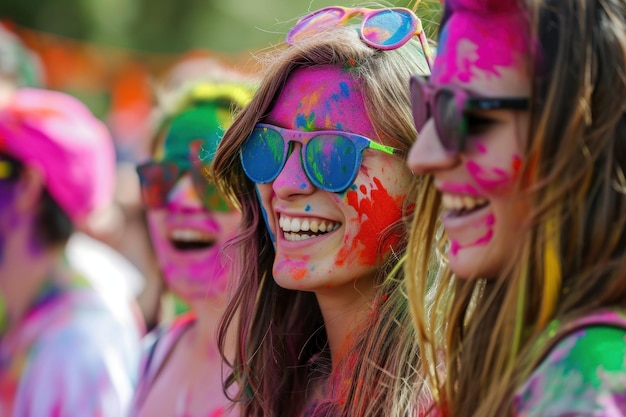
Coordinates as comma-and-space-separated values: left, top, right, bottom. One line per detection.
271, 140, 316, 198
166, 173, 205, 209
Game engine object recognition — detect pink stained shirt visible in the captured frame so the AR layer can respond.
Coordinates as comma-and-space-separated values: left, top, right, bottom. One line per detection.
0, 278, 140, 416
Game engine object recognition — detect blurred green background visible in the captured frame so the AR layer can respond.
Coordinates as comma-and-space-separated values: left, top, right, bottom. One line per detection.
0, 0, 441, 53
0, 0, 441, 152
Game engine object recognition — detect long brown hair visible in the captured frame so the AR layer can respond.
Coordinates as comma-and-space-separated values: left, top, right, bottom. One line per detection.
212, 24, 432, 417
406, 0, 626, 416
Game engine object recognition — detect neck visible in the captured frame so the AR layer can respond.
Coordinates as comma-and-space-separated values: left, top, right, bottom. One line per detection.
314, 281, 375, 373
185, 295, 236, 361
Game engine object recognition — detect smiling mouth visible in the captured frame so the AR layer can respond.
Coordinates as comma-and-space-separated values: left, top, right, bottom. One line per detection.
169, 229, 216, 251
442, 193, 490, 218
279, 214, 341, 242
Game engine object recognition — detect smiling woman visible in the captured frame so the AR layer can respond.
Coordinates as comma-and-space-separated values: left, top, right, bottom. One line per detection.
130, 65, 255, 417
211, 6, 433, 417
405, 0, 626, 415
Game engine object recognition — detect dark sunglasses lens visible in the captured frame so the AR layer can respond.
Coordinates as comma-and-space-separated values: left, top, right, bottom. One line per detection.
305, 134, 358, 192
188, 146, 233, 213
362, 9, 414, 49
287, 8, 344, 43
137, 163, 180, 208
435, 89, 463, 153
240, 127, 286, 183
410, 77, 428, 132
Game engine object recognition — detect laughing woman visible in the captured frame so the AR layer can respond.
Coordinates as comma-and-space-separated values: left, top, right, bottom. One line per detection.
131, 74, 254, 417
211, 6, 433, 417
406, 0, 626, 415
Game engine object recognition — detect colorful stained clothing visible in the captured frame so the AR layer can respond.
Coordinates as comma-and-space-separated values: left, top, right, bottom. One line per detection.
130, 312, 236, 417
514, 309, 626, 416
0, 277, 140, 416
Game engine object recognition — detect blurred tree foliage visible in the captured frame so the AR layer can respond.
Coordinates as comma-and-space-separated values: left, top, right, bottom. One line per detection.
0, 0, 441, 53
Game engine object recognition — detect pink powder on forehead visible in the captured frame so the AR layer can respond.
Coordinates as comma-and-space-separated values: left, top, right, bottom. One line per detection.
269, 66, 377, 136
433, 7, 529, 84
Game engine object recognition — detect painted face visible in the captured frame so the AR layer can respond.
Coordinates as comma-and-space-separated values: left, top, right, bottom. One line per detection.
146, 104, 241, 300
255, 66, 411, 293
407, 6, 531, 279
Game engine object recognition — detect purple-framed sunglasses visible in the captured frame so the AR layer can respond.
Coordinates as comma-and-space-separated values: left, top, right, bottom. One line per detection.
287, 6, 434, 70
410, 75, 529, 153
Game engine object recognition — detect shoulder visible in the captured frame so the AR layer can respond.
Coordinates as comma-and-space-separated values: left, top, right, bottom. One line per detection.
514, 317, 626, 416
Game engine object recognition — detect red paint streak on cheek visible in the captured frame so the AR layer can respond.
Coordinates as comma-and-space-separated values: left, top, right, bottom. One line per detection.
512, 155, 522, 179
336, 177, 403, 266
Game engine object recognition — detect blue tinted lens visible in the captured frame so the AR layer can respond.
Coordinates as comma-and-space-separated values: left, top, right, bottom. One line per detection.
305, 134, 358, 192
362, 9, 414, 48
240, 127, 286, 183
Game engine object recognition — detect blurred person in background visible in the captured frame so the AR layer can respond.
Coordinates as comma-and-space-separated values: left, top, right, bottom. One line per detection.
130, 65, 255, 417
0, 20, 148, 335
0, 88, 140, 416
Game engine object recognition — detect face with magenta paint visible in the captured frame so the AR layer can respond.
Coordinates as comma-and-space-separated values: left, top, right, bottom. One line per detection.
254, 66, 411, 293
407, 4, 531, 279
143, 104, 241, 301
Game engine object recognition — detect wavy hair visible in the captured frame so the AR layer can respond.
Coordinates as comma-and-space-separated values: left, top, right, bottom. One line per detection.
212, 23, 432, 417
406, 0, 626, 416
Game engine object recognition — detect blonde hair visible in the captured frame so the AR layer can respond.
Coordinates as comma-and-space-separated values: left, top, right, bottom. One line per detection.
406, 0, 626, 416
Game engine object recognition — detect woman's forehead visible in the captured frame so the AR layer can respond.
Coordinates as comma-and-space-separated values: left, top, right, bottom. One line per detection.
267, 66, 377, 137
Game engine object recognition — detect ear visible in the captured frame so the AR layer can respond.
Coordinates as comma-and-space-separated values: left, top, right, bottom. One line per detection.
14, 165, 46, 214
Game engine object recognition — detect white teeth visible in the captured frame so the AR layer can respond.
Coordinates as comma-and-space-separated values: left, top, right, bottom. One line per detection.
441, 194, 488, 211
279, 214, 340, 239
285, 233, 314, 242
170, 229, 212, 242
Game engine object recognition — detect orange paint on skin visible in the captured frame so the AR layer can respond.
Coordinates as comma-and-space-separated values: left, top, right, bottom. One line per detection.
336, 177, 404, 266
292, 268, 307, 280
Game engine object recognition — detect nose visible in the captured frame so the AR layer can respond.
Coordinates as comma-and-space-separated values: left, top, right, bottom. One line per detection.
407, 118, 459, 175
168, 174, 204, 210
272, 142, 315, 199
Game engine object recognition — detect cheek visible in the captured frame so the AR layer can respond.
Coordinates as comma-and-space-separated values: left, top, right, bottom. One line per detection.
146, 212, 169, 255
336, 173, 407, 267
254, 185, 276, 245
466, 138, 522, 193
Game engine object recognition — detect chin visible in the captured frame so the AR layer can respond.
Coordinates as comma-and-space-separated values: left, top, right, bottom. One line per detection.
448, 246, 499, 280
